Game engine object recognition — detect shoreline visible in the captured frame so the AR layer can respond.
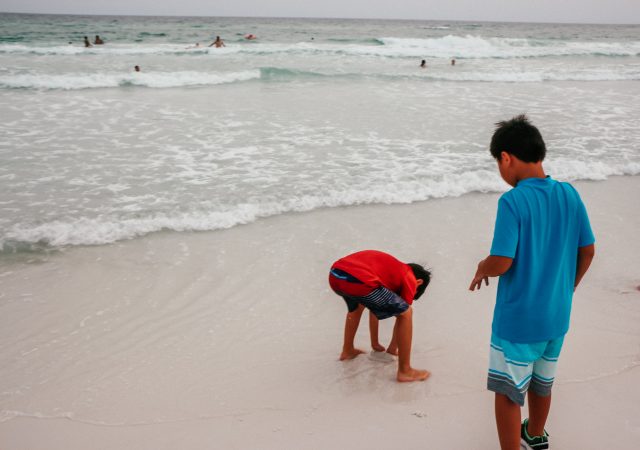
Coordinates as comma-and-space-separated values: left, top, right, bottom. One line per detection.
0, 175, 639, 449
0, 174, 635, 264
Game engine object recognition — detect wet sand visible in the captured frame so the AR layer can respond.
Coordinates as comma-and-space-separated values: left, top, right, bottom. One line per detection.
1, 176, 638, 450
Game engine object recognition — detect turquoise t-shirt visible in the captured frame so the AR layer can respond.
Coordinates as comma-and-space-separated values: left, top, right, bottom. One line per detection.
490, 176, 595, 343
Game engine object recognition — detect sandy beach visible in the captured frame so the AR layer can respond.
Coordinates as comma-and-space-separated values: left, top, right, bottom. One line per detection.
0, 175, 638, 449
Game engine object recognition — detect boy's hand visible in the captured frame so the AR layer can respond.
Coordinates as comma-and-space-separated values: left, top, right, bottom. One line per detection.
469, 256, 513, 291
469, 266, 489, 291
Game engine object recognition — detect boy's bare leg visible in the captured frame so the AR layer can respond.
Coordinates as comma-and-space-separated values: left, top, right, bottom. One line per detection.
386, 319, 399, 356
526, 390, 551, 436
340, 304, 366, 360
369, 312, 386, 352
395, 307, 430, 382
495, 393, 521, 450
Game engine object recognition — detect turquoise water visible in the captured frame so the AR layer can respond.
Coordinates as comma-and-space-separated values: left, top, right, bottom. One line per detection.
0, 14, 639, 251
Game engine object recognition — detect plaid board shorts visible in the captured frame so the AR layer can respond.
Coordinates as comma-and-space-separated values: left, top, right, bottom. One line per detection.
487, 333, 565, 406
329, 268, 410, 320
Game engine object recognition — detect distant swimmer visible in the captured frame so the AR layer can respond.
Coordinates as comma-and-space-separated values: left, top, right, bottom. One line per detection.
244, 34, 257, 40
420, 59, 426, 68
94, 35, 104, 45
451, 58, 456, 66
134, 65, 141, 72
208, 36, 225, 48
84, 36, 92, 48
185, 42, 201, 49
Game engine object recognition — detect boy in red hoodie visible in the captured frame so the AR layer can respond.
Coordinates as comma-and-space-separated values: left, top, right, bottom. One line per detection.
329, 250, 431, 382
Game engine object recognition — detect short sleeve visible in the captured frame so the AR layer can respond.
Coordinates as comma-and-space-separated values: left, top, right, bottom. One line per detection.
490, 196, 519, 258
577, 197, 595, 247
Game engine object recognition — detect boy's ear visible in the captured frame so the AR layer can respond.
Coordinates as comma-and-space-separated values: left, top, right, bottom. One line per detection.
416, 279, 424, 286
500, 151, 511, 165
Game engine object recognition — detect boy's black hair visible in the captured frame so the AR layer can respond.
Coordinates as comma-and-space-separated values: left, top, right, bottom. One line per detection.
490, 114, 546, 163
408, 263, 431, 300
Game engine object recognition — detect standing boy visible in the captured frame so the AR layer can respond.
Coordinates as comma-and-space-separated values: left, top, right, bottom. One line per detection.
469, 115, 595, 450
329, 250, 432, 382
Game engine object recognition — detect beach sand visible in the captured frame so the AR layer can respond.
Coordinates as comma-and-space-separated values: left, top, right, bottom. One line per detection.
0, 176, 638, 450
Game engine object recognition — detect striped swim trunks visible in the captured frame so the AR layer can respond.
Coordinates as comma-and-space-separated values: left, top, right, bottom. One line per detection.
329, 268, 409, 320
487, 333, 565, 406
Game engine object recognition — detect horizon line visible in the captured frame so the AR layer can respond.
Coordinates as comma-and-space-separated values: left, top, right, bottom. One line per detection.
1, 10, 639, 26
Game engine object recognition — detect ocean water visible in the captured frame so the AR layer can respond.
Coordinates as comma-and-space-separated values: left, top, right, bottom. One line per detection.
1, 13, 639, 252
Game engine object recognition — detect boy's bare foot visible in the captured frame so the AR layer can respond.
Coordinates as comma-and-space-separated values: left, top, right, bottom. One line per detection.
372, 343, 386, 352
397, 368, 431, 382
386, 347, 398, 356
339, 348, 365, 361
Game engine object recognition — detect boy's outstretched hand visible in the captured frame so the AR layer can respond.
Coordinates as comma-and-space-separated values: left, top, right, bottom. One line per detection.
469, 269, 489, 291
469, 256, 514, 291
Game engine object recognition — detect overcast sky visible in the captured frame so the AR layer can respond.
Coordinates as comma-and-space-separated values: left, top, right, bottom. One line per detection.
1, 0, 639, 24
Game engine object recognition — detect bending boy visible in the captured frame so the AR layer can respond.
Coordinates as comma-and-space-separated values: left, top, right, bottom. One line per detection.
469, 115, 595, 450
329, 250, 432, 382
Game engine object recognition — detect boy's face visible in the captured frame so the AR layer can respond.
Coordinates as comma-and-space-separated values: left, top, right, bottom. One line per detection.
496, 152, 518, 187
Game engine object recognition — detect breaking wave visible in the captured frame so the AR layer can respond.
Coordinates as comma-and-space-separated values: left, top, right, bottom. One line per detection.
0, 70, 260, 89
2, 161, 639, 252
1, 35, 639, 59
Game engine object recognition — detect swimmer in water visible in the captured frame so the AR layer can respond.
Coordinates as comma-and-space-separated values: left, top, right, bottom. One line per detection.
208, 36, 225, 48
420, 59, 426, 68
94, 35, 104, 45
84, 36, 92, 48
134, 65, 140, 72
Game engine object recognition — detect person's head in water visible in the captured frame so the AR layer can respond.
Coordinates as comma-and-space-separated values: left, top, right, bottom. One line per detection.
408, 263, 431, 300
134, 65, 140, 72
420, 59, 426, 68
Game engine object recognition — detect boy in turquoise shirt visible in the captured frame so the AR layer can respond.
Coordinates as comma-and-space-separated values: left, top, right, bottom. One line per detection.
469, 115, 595, 450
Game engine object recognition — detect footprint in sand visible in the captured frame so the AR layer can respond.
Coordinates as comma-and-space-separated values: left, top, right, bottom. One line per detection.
368, 351, 396, 363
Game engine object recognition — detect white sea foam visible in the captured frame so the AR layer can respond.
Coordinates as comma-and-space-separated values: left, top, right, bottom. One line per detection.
0, 43, 190, 56
2, 36, 640, 59
420, 69, 640, 82
375, 35, 640, 58
0, 70, 260, 89
1, 66, 637, 91
3, 161, 639, 250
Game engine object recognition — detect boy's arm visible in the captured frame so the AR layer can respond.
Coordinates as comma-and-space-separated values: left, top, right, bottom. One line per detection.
469, 255, 513, 291
574, 244, 595, 290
